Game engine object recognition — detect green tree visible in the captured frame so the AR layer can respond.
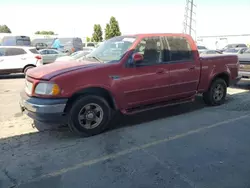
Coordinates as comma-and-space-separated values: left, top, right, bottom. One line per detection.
109, 16, 121, 38
104, 23, 111, 40
35, 31, 55, 35
0, 25, 11, 33
86, 37, 91, 42
92, 24, 103, 42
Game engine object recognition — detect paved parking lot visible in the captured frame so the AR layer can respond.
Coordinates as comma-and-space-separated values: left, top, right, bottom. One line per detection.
1, 74, 250, 188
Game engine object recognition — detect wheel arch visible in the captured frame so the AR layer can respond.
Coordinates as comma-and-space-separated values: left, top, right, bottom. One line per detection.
65, 87, 118, 112
22, 64, 36, 73
209, 72, 230, 89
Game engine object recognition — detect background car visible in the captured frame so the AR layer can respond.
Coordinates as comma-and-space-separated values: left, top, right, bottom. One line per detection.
39, 49, 68, 64
200, 50, 223, 55
31, 38, 54, 50
0, 46, 42, 75
56, 48, 94, 62
0, 36, 31, 46
238, 48, 250, 62
223, 47, 248, 54
218, 43, 247, 52
197, 45, 208, 53
51, 37, 83, 54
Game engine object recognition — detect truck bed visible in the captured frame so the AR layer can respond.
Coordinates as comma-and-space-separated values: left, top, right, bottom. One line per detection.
198, 54, 239, 92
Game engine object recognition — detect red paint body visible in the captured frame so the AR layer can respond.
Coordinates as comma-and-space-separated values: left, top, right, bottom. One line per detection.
26, 33, 239, 114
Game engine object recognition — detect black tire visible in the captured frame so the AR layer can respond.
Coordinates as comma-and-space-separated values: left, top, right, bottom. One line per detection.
203, 78, 227, 106
68, 95, 112, 137
23, 65, 35, 75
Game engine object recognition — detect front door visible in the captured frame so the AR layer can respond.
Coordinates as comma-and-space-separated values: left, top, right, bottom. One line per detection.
163, 36, 200, 99
117, 36, 171, 109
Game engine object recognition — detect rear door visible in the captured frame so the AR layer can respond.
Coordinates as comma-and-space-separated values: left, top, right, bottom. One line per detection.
163, 36, 200, 99
46, 49, 61, 63
40, 50, 50, 64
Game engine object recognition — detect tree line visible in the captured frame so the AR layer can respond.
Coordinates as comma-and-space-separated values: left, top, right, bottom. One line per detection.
88, 16, 121, 42
0, 16, 121, 42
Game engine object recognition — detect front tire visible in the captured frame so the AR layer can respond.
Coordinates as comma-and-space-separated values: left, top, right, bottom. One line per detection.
68, 95, 112, 137
203, 78, 227, 106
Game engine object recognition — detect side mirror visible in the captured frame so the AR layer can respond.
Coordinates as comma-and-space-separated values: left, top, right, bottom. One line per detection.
132, 53, 143, 63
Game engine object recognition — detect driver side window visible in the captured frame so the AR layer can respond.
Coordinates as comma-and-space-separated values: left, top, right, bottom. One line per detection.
135, 37, 163, 65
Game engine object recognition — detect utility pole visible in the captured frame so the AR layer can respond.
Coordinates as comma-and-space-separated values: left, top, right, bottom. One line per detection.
183, 0, 197, 40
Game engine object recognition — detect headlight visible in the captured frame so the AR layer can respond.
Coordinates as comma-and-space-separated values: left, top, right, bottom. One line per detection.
34, 83, 61, 96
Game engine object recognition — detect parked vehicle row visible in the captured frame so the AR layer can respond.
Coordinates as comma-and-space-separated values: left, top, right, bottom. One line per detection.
0, 46, 42, 75
20, 33, 240, 137
0, 34, 99, 55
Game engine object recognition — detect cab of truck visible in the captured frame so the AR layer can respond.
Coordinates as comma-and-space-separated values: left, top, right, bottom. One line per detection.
20, 33, 240, 137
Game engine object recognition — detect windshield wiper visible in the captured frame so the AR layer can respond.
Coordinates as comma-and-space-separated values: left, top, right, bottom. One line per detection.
87, 56, 103, 63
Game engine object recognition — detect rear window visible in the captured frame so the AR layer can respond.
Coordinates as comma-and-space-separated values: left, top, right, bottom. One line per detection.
16, 39, 31, 46
29, 48, 39, 54
237, 44, 247, 47
166, 36, 193, 61
87, 42, 95, 47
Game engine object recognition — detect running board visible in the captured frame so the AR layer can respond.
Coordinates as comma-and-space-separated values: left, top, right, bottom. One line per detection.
123, 97, 195, 115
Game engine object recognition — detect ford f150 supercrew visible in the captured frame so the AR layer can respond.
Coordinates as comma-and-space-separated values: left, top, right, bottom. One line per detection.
20, 33, 241, 136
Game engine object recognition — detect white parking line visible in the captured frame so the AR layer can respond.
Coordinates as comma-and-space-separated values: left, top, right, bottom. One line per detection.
18, 114, 250, 186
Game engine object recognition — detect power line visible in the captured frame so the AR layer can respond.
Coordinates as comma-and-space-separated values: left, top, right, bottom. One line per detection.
183, 0, 197, 40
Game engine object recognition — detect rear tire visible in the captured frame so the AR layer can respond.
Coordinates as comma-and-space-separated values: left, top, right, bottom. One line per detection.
203, 78, 227, 106
68, 95, 112, 137
23, 65, 35, 75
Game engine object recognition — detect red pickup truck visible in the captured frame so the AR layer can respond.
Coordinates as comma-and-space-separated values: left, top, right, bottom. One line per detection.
20, 33, 240, 136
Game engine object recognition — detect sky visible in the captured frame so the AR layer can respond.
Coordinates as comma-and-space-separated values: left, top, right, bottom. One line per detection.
0, 0, 250, 38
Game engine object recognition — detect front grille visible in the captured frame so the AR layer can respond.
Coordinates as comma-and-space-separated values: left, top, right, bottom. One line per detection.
25, 80, 33, 95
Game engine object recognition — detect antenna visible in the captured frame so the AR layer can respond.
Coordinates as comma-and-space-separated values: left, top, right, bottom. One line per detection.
183, 0, 197, 40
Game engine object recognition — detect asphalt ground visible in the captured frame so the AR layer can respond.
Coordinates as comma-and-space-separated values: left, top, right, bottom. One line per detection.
0, 74, 250, 188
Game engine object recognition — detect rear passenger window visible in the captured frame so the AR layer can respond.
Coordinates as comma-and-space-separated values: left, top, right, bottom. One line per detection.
165, 36, 193, 61
87, 43, 95, 47
5, 48, 27, 56
29, 48, 39, 54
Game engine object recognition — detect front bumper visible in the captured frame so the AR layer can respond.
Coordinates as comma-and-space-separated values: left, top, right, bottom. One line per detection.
230, 75, 242, 85
20, 91, 68, 124
238, 71, 250, 78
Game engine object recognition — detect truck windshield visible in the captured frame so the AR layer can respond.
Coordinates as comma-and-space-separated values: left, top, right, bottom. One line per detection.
86, 36, 136, 62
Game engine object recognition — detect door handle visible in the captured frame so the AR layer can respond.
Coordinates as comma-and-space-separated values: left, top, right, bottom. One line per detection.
21, 58, 26, 60
189, 66, 195, 70
156, 69, 165, 74
0, 59, 3, 62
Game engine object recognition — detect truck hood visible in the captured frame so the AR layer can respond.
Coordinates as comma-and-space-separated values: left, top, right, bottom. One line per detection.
27, 60, 101, 80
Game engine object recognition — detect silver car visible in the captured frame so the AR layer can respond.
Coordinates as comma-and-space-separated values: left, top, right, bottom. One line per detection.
39, 49, 68, 64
